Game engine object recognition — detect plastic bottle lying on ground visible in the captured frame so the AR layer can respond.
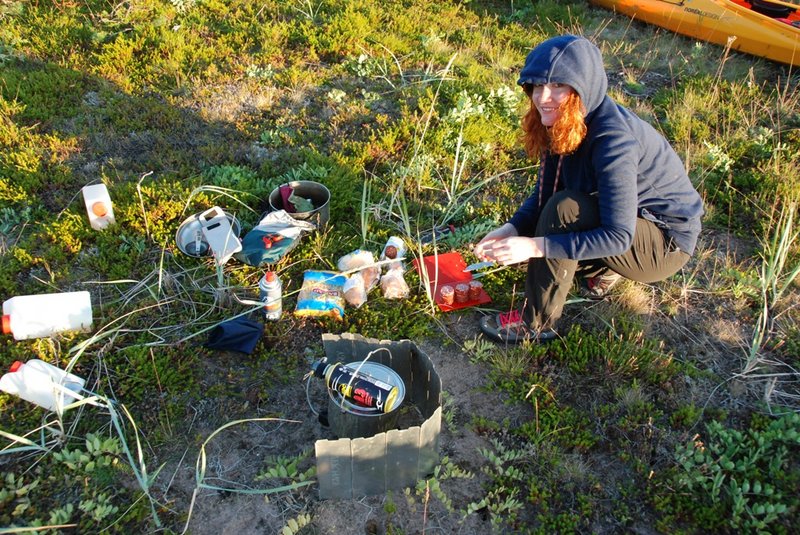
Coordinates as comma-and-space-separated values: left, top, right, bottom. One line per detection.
0, 359, 86, 412
2, 291, 93, 340
82, 183, 116, 230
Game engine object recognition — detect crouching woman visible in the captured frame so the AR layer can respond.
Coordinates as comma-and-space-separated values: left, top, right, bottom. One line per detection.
474, 35, 704, 344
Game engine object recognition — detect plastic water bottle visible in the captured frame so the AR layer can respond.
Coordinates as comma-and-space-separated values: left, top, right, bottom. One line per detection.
82, 184, 115, 230
311, 360, 400, 413
0, 359, 86, 412
258, 271, 282, 320
2, 291, 93, 340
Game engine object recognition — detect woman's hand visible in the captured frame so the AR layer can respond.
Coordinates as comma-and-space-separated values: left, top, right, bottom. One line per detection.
473, 223, 518, 261
473, 224, 545, 264
481, 236, 545, 265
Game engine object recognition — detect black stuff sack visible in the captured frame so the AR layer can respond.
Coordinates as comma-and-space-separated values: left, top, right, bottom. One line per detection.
204, 317, 264, 355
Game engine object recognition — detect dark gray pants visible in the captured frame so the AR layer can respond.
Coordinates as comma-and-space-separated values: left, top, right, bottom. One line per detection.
523, 190, 690, 330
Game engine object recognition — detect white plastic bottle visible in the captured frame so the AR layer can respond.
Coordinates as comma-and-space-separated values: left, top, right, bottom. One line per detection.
0, 359, 86, 412
258, 271, 282, 320
2, 291, 93, 340
82, 183, 116, 230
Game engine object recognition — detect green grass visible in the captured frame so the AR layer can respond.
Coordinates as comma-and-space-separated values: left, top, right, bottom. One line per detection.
1, 0, 800, 532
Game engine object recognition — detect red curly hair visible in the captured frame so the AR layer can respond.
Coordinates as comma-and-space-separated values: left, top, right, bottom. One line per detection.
521, 91, 587, 158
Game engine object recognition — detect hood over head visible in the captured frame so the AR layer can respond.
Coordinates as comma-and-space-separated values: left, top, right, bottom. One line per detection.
517, 35, 608, 115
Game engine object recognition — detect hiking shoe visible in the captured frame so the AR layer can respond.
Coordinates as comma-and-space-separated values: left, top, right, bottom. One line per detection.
479, 310, 557, 344
579, 272, 622, 300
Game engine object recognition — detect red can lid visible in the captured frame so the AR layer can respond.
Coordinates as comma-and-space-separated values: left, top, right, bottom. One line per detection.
9, 361, 23, 373
1, 314, 10, 335
265, 271, 276, 282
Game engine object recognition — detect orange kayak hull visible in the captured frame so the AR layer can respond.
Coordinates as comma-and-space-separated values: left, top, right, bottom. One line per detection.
590, 0, 800, 66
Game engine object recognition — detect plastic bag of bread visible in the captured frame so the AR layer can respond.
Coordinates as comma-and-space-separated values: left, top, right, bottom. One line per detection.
343, 272, 367, 308
337, 249, 380, 294
381, 265, 409, 299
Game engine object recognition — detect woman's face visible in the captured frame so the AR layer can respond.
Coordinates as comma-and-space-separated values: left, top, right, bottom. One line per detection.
529, 83, 574, 126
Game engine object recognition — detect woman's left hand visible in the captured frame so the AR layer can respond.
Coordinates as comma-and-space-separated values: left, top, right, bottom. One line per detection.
482, 236, 545, 265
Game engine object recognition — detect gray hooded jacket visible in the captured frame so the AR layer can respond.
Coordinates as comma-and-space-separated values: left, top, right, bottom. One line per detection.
509, 35, 703, 258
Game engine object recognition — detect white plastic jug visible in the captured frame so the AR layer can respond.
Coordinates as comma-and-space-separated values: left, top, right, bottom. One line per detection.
2, 291, 93, 340
0, 359, 86, 412
198, 206, 242, 266
82, 183, 116, 230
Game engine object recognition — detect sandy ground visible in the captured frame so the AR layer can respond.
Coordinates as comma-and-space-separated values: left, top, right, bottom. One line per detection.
149, 308, 529, 535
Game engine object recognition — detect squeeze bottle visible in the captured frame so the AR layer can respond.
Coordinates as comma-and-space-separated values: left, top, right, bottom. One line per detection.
2, 291, 93, 340
0, 359, 86, 412
258, 271, 282, 320
82, 184, 116, 230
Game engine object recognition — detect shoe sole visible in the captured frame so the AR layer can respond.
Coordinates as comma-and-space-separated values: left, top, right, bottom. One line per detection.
479, 315, 557, 344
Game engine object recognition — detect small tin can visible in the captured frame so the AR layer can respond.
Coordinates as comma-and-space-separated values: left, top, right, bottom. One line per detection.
454, 283, 469, 303
468, 280, 483, 301
439, 285, 454, 305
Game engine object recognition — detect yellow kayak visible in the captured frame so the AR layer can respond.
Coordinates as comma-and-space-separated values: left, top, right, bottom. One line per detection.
589, 0, 800, 66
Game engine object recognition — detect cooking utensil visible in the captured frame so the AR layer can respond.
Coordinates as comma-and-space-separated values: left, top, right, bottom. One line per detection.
463, 260, 495, 272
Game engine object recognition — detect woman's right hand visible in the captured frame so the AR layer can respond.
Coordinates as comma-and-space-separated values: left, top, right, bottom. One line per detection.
473, 223, 518, 262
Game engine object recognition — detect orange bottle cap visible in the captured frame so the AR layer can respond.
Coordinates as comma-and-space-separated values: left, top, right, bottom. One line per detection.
92, 201, 108, 217
1, 314, 10, 335
265, 271, 276, 282
9, 361, 23, 372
